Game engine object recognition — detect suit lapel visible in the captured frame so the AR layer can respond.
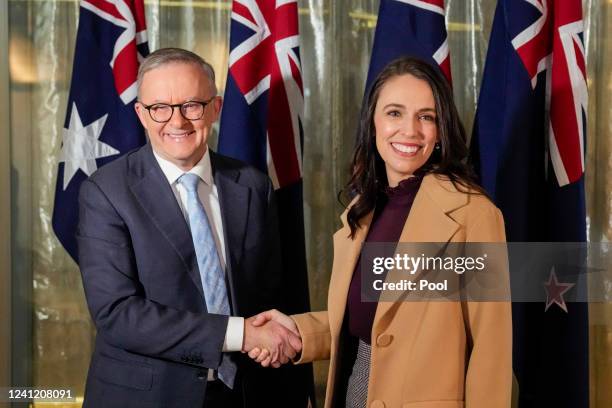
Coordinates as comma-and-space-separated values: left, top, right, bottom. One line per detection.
373, 174, 468, 335
129, 144, 203, 297
210, 152, 249, 285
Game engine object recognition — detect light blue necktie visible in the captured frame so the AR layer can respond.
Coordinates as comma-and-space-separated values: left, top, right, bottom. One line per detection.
178, 173, 236, 389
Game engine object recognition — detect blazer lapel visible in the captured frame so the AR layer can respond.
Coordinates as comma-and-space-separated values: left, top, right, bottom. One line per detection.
328, 210, 373, 336
373, 174, 468, 334
399, 174, 466, 243
129, 144, 203, 297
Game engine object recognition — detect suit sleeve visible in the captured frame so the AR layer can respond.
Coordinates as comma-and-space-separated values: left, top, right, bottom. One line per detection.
464, 205, 512, 408
77, 178, 228, 369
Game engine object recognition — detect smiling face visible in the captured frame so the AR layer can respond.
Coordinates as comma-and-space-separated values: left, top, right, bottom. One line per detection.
135, 62, 221, 171
374, 73, 439, 187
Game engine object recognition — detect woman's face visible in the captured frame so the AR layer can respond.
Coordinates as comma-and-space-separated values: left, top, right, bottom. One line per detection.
374, 74, 439, 187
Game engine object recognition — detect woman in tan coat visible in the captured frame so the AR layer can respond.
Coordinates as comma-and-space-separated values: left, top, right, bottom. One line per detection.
249, 57, 512, 408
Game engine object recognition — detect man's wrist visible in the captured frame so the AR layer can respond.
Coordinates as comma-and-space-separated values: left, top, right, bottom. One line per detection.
222, 316, 244, 352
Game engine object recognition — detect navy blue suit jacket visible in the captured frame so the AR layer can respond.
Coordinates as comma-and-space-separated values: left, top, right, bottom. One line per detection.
77, 143, 287, 407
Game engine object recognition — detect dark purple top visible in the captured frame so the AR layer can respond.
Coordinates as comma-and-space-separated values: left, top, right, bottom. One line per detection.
346, 175, 423, 344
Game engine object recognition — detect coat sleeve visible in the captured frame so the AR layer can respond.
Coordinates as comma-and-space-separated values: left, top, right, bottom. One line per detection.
77, 178, 228, 369
291, 311, 331, 364
463, 205, 513, 408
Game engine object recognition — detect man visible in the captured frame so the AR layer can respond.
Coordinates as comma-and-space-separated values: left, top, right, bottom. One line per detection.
77, 48, 301, 408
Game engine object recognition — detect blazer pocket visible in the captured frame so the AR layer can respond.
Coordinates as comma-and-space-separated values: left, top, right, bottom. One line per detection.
403, 401, 464, 408
93, 355, 153, 391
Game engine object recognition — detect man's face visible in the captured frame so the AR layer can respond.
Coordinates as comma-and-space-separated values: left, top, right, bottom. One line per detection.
135, 62, 222, 171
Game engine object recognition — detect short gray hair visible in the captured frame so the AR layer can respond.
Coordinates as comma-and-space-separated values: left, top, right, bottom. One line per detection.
137, 47, 217, 98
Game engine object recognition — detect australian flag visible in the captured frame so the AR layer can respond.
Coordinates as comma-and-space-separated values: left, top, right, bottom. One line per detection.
366, 0, 452, 91
52, 0, 149, 262
471, 1, 588, 406
218, 0, 314, 406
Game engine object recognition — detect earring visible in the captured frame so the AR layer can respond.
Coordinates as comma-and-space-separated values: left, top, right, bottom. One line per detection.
435, 143, 441, 150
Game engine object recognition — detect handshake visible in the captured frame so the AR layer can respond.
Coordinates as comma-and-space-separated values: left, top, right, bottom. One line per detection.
241, 309, 301, 368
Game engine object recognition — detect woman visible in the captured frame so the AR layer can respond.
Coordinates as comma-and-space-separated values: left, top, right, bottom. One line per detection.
250, 57, 512, 408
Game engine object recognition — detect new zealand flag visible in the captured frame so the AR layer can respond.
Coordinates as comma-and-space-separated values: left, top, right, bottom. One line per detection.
52, 0, 149, 262
471, 1, 588, 406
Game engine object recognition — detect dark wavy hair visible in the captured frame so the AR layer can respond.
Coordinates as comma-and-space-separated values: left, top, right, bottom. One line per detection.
343, 57, 486, 238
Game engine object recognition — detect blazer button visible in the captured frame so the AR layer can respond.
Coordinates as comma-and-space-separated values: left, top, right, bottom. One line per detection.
370, 400, 385, 408
376, 334, 393, 347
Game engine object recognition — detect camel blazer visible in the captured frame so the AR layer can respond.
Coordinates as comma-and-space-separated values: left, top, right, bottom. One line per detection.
292, 174, 512, 408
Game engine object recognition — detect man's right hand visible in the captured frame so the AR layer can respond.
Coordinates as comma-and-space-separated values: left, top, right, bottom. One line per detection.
242, 313, 302, 368
245, 309, 301, 368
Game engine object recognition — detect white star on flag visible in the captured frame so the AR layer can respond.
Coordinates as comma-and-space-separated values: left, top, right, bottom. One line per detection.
59, 103, 119, 190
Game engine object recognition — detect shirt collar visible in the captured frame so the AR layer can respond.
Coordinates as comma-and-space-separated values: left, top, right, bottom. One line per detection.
153, 147, 213, 187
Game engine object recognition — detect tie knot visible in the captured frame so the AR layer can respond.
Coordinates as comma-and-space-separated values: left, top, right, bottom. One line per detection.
178, 173, 200, 193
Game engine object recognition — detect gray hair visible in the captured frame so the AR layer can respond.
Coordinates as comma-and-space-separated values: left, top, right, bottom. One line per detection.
137, 47, 217, 98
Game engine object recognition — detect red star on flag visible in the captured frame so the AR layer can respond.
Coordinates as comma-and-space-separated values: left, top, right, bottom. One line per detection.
543, 267, 575, 313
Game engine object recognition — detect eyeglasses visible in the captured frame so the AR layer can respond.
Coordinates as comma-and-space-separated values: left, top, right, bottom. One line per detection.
140, 98, 215, 123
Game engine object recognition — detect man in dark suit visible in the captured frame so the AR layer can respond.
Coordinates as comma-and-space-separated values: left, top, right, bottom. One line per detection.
77, 48, 302, 408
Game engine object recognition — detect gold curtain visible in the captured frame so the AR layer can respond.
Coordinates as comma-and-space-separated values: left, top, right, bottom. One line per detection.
4, 0, 611, 406
584, 0, 612, 406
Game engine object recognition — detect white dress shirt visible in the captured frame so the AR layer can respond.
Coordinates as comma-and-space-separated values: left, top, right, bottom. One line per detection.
153, 149, 244, 356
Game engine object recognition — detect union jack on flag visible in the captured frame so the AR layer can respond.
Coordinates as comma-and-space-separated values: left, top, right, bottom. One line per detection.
52, 0, 149, 261
218, 0, 304, 189
365, 0, 452, 91
511, 0, 587, 186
